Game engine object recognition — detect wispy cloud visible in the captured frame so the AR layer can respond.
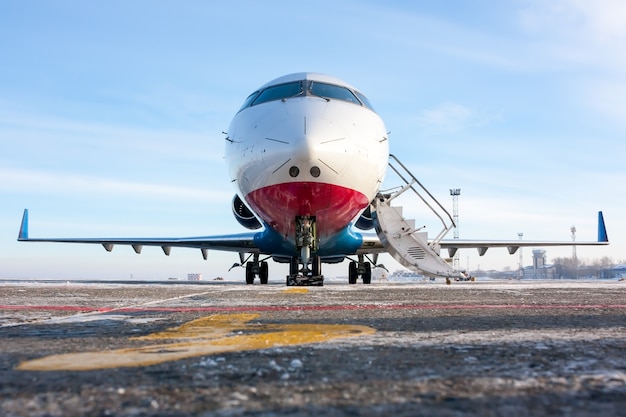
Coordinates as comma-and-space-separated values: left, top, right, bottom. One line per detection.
412, 102, 503, 136
0, 100, 226, 172
518, 0, 626, 71
580, 79, 626, 130
0, 168, 230, 202
415, 103, 474, 132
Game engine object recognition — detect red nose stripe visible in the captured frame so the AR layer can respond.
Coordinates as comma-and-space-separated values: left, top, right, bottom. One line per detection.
246, 182, 369, 239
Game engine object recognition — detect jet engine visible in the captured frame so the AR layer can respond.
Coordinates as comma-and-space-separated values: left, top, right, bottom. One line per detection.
232, 195, 262, 230
354, 205, 374, 230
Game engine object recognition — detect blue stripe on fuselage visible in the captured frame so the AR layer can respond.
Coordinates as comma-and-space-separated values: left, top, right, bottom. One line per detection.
253, 223, 363, 258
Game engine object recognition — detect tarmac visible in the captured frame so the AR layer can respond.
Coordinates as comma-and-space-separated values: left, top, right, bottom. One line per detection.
1, 278, 625, 416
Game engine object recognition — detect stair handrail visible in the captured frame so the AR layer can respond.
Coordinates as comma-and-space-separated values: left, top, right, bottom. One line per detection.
384, 154, 456, 246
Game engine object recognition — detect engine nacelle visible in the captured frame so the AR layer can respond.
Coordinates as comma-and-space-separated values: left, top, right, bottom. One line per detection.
232, 194, 262, 230
354, 205, 374, 230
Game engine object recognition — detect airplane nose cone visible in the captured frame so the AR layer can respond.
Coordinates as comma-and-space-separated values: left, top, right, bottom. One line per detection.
292, 135, 315, 161
291, 115, 348, 175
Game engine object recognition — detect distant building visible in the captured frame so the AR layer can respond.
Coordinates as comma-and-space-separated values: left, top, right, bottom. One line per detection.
389, 270, 425, 279
521, 249, 556, 279
612, 264, 626, 277
605, 264, 626, 279
187, 273, 202, 281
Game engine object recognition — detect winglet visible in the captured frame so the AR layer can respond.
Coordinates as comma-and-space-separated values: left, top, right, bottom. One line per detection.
18, 209, 29, 240
598, 211, 608, 243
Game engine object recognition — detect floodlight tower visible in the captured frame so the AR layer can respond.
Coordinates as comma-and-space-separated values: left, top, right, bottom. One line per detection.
450, 188, 461, 270
518, 232, 524, 279
570, 226, 577, 261
571, 226, 577, 278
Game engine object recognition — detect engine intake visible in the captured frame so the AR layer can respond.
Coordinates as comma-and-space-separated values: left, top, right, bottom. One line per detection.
232, 195, 262, 230
354, 205, 374, 230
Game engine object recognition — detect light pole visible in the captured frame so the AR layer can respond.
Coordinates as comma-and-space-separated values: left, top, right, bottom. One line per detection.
517, 232, 523, 279
571, 226, 577, 279
449, 188, 461, 270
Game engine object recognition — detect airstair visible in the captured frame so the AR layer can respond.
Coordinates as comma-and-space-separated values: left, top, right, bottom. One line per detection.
372, 154, 466, 280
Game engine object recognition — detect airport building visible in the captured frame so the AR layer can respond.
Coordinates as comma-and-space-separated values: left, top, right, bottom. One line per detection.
520, 249, 556, 279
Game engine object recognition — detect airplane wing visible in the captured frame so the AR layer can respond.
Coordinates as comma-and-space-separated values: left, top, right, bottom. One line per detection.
19, 208, 609, 263
438, 211, 609, 257
17, 209, 260, 259
357, 211, 609, 257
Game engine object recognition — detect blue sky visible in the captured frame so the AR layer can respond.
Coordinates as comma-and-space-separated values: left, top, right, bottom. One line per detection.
1, 0, 624, 280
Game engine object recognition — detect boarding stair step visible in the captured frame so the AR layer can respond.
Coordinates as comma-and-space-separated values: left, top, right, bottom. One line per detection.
372, 154, 465, 279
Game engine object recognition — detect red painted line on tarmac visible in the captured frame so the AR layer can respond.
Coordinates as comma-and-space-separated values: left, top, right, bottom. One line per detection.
1, 304, 626, 313
0, 305, 114, 312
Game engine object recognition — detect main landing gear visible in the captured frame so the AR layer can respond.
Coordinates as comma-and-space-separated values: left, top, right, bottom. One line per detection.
238, 252, 375, 286
236, 215, 377, 286
348, 254, 372, 284
232, 253, 269, 285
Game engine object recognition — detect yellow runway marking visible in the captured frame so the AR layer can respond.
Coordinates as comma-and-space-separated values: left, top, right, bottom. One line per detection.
17, 313, 374, 371
281, 288, 309, 294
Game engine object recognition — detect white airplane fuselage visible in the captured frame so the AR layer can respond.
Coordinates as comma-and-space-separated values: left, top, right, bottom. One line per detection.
226, 73, 389, 257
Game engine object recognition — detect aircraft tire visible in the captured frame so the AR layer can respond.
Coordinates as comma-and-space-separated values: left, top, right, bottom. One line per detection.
260, 261, 269, 284
312, 256, 321, 277
289, 257, 299, 276
363, 262, 372, 284
348, 262, 357, 284
245, 262, 255, 285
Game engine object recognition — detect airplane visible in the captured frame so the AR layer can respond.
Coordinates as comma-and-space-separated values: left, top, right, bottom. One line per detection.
17, 72, 610, 285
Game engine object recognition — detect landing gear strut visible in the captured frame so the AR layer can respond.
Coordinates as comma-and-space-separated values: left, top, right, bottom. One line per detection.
348, 254, 372, 284
286, 216, 324, 286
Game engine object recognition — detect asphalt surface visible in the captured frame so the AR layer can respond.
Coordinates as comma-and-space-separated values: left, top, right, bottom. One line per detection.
1, 279, 625, 416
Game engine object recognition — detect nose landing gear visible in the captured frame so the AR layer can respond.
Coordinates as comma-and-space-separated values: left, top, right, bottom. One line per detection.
287, 216, 324, 286
286, 255, 324, 286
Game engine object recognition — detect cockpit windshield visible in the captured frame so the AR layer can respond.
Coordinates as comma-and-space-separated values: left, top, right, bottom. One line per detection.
252, 81, 302, 106
238, 79, 375, 112
309, 82, 360, 105
354, 91, 374, 111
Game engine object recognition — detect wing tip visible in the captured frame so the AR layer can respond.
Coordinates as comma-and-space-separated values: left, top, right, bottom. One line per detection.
598, 211, 608, 243
18, 208, 29, 241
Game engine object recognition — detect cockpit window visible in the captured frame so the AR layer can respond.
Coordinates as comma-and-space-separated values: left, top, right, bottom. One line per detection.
237, 79, 376, 112
310, 82, 360, 105
238, 91, 260, 112
354, 91, 374, 111
251, 81, 303, 106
